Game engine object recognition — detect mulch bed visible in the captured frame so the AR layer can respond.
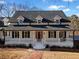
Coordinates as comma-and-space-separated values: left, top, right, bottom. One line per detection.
49, 47, 79, 53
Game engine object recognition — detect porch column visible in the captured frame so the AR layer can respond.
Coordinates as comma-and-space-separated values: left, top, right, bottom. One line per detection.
56, 31, 59, 38
43, 31, 48, 40
6, 31, 9, 37
10, 31, 12, 38
30, 31, 35, 40
19, 31, 22, 38
56, 31, 60, 41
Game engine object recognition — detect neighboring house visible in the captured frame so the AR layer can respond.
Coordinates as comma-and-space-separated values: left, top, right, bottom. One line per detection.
2, 17, 10, 26
0, 10, 76, 49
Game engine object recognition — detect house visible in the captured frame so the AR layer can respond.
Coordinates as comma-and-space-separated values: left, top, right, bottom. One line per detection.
0, 10, 75, 49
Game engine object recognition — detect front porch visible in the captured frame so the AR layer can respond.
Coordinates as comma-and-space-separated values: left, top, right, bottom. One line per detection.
1, 30, 74, 48
4, 38, 73, 49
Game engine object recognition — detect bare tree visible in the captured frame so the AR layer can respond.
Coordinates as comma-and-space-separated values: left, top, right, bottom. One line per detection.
0, 4, 3, 11
15, 4, 29, 11
0, 4, 16, 17
0, 4, 4, 17
70, 15, 79, 29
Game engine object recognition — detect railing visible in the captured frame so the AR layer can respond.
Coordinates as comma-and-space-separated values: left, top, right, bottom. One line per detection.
42, 38, 73, 47
42, 38, 73, 42
5, 38, 73, 43
9, 23, 70, 26
4, 38, 73, 47
5, 38, 34, 45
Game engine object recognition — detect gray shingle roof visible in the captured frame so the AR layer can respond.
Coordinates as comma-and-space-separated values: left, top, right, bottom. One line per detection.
9, 10, 68, 23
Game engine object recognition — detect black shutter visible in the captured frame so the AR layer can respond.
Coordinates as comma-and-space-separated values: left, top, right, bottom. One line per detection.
54, 31, 56, 38
64, 31, 66, 38
18, 32, 19, 38
12, 31, 14, 38
48, 31, 50, 38
28, 31, 30, 38
22, 31, 24, 38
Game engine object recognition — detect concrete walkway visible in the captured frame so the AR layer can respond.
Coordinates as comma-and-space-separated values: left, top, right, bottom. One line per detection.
32, 42, 46, 49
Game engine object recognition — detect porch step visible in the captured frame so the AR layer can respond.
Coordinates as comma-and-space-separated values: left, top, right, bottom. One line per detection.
32, 42, 46, 49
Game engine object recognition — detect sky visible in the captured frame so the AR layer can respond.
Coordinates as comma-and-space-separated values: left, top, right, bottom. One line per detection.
0, 0, 79, 16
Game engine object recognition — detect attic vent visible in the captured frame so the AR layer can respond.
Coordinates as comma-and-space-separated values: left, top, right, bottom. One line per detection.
36, 15, 43, 23
54, 15, 61, 23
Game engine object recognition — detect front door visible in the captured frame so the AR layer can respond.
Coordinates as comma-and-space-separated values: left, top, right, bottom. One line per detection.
36, 31, 43, 41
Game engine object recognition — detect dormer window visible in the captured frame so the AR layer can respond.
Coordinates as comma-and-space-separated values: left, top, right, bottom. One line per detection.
17, 16, 24, 24
19, 20, 23, 23
54, 15, 61, 23
36, 15, 43, 23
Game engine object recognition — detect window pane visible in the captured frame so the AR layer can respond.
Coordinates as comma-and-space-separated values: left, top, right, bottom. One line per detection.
15, 31, 19, 38
28, 31, 30, 38
25, 32, 28, 38
59, 31, 66, 41
59, 31, 66, 38
59, 31, 63, 38
48, 31, 56, 38
22, 31, 30, 38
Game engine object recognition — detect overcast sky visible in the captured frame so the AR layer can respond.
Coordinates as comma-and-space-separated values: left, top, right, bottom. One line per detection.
0, 0, 79, 16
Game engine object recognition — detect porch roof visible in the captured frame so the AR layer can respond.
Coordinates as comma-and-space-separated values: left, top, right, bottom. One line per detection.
2, 25, 74, 31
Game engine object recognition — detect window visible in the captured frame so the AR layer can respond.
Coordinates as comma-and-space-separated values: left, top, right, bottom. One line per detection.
48, 31, 56, 38
22, 31, 30, 38
19, 20, 23, 23
17, 19, 23, 25
54, 15, 61, 23
36, 15, 43, 23
12, 31, 19, 38
38, 20, 42, 23
59, 31, 66, 41
59, 31, 66, 38
17, 16, 24, 24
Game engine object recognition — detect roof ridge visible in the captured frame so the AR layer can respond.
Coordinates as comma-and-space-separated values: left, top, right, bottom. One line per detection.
15, 10, 63, 12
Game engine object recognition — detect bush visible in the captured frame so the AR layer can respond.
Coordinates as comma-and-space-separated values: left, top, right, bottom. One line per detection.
29, 44, 32, 48
46, 45, 49, 48
0, 39, 4, 44
5, 44, 28, 48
